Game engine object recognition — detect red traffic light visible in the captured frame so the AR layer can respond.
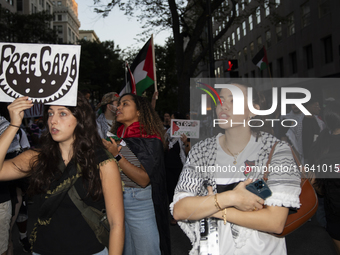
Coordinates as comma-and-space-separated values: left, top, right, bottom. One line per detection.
225, 59, 238, 71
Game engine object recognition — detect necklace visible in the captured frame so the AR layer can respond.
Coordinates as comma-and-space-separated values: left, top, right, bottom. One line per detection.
226, 147, 245, 165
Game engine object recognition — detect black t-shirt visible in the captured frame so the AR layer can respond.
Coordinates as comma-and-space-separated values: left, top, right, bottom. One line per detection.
302, 117, 321, 161
164, 141, 183, 169
0, 182, 10, 203
33, 147, 111, 255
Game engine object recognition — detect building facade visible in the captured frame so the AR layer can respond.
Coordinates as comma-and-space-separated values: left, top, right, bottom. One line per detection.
205, 0, 340, 79
1, 0, 84, 44
0, 0, 17, 13
52, 0, 80, 44
79, 30, 100, 43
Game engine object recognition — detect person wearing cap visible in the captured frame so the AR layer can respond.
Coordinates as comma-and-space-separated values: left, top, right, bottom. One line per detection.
96, 92, 120, 139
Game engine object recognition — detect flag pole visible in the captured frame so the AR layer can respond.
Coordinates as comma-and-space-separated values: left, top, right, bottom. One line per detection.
124, 61, 128, 86
151, 34, 158, 99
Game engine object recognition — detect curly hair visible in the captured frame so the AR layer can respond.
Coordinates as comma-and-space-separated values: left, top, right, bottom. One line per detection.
28, 93, 104, 200
111, 93, 165, 146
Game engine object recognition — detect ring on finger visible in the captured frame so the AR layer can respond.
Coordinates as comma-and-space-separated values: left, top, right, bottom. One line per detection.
253, 207, 257, 211
258, 198, 262, 203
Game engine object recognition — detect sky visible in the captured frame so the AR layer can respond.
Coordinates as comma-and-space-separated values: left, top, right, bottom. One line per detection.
77, 0, 172, 51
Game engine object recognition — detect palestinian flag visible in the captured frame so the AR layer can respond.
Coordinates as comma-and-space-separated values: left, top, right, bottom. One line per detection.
252, 46, 269, 70
120, 37, 155, 96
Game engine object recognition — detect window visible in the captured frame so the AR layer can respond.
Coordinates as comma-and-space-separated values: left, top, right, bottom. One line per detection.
236, 3, 239, 16
249, 15, 253, 30
242, 21, 247, 36
223, 41, 227, 52
287, 13, 295, 36
289, 52, 297, 74
83, 36, 87, 40
277, 58, 284, 77
227, 37, 231, 49
319, 0, 330, 18
276, 22, 282, 42
243, 47, 248, 61
322, 36, 333, 64
222, 20, 226, 29
256, 7, 261, 24
57, 25, 63, 34
265, 30, 271, 47
57, 1, 62, 6
232, 32, 235, 45
301, 1, 311, 28
304, 44, 313, 69
58, 15, 62, 21
257, 36, 262, 50
237, 27, 240, 40
238, 51, 242, 64
275, 0, 280, 6
212, 17, 214, 27
265, 0, 270, 16
250, 42, 254, 57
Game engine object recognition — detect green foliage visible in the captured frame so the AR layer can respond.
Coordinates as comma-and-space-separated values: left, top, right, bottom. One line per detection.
0, 7, 58, 43
93, 0, 284, 115
78, 39, 125, 102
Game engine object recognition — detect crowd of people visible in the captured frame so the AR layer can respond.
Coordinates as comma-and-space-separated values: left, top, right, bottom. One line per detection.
0, 82, 339, 255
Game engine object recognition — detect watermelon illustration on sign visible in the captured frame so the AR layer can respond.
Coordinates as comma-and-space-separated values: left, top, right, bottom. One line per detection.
0, 43, 80, 105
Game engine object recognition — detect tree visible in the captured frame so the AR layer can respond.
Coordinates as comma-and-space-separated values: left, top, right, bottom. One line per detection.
78, 39, 125, 102
0, 7, 58, 43
93, 0, 283, 114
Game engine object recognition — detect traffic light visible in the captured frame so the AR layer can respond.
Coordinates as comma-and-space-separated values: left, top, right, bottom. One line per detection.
224, 59, 239, 78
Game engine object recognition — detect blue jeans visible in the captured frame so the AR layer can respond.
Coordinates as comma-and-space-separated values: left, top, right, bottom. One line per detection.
123, 186, 161, 255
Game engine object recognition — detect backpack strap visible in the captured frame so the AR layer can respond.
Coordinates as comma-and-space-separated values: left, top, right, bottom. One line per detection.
68, 186, 108, 230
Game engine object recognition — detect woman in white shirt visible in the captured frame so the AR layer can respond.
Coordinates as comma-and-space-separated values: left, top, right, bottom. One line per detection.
172, 82, 301, 255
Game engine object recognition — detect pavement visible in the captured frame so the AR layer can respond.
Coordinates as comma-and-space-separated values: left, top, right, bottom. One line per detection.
11, 202, 338, 255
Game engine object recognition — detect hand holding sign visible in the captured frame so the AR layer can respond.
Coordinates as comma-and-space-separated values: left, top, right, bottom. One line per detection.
7, 97, 33, 126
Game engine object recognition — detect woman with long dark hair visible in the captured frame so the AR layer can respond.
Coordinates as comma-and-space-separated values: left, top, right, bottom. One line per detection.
103, 93, 170, 255
0, 94, 124, 255
172, 82, 301, 254
310, 101, 340, 254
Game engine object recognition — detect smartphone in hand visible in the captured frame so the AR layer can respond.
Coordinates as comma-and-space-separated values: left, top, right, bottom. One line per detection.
246, 179, 272, 200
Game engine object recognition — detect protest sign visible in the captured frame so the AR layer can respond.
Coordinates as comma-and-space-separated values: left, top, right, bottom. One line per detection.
170, 119, 200, 138
0, 42, 81, 106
